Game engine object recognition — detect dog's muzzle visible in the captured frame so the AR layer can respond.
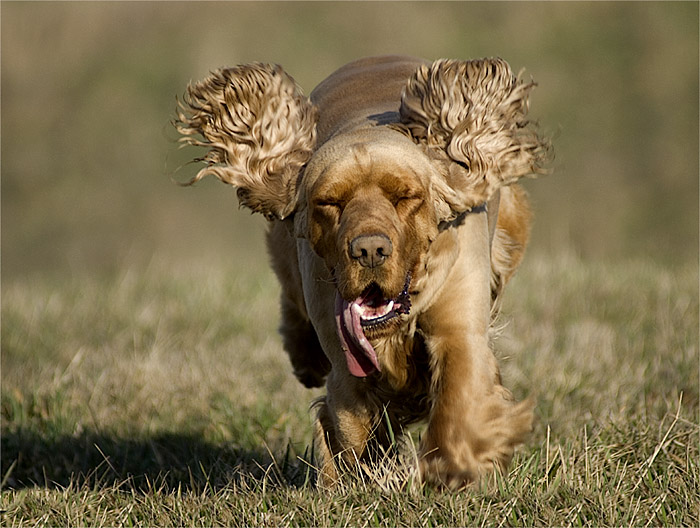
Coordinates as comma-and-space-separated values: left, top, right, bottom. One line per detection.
334, 274, 411, 377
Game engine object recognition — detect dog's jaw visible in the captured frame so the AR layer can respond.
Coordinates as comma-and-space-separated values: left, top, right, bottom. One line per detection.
334, 274, 412, 377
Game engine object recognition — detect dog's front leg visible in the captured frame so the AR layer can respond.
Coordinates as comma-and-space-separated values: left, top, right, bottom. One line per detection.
418, 209, 534, 489
313, 372, 377, 488
296, 243, 379, 488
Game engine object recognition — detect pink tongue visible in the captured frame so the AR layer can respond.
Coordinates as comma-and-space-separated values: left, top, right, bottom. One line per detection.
334, 292, 381, 377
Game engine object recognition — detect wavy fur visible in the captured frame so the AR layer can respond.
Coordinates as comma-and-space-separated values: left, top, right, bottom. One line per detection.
175, 63, 317, 220
175, 56, 549, 490
398, 58, 550, 213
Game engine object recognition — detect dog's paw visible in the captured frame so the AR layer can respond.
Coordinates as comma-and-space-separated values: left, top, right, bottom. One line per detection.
418, 454, 480, 490
419, 394, 535, 489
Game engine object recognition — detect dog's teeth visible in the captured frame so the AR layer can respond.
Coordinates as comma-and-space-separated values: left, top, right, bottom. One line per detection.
360, 300, 394, 320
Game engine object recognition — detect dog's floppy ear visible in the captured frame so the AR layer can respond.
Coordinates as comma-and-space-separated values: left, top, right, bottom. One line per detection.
175, 63, 317, 220
398, 58, 549, 215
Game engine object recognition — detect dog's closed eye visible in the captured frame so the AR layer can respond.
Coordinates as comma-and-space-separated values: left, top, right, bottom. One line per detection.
314, 200, 345, 219
392, 193, 421, 206
315, 200, 344, 209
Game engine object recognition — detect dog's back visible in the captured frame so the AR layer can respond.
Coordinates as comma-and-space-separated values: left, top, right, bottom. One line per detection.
310, 56, 426, 144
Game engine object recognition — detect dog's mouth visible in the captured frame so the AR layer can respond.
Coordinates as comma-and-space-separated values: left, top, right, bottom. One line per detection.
334, 274, 411, 377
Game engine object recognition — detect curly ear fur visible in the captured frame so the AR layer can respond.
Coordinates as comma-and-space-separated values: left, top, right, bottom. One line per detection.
398, 58, 550, 214
175, 63, 317, 220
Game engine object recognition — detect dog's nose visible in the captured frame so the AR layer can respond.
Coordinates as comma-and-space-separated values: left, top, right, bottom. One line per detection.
349, 234, 393, 268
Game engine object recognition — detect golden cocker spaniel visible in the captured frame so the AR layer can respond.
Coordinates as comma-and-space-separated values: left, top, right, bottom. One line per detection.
175, 56, 549, 488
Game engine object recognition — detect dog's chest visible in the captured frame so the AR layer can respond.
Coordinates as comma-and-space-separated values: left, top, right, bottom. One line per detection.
370, 330, 433, 425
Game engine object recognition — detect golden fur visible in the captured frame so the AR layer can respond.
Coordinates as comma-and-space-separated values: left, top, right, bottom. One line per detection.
175, 55, 550, 489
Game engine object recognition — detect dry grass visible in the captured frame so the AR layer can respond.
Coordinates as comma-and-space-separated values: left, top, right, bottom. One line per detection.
2, 2, 697, 524
1, 251, 697, 526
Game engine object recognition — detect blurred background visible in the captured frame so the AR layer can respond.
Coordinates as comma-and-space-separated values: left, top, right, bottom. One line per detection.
2, 1, 698, 281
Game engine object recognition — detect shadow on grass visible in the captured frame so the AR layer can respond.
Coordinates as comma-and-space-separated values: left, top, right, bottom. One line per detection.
1, 429, 316, 493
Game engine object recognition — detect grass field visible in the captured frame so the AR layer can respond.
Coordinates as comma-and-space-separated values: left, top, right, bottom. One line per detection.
1, 250, 697, 526
2, 2, 697, 525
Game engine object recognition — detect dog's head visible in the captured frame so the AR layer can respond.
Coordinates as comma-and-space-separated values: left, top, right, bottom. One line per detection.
175, 58, 548, 377
297, 129, 441, 376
